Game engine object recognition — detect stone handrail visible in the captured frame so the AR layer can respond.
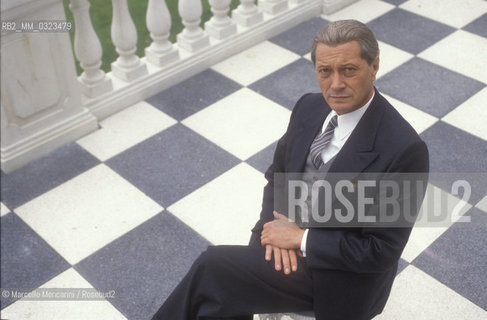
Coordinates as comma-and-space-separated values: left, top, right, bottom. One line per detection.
1, 0, 357, 172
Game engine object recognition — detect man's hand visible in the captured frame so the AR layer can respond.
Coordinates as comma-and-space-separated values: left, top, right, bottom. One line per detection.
265, 244, 302, 275
261, 211, 305, 250
261, 211, 306, 275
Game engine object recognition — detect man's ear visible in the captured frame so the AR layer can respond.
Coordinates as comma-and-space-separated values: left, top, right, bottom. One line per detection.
371, 56, 380, 81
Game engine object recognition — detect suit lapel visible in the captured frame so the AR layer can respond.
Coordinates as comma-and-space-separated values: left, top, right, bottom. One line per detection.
329, 90, 385, 175
287, 102, 330, 172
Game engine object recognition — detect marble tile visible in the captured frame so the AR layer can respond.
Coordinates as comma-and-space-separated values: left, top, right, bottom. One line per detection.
413, 207, 487, 310
381, 0, 408, 5
75, 213, 210, 320
0, 268, 128, 320
463, 13, 487, 38
401, 184, 472, 263
14, 164, 163, 265
146, 69, 242, 121
249, 58, 321, 110
400, 0, 487, 28
418, 30, 487, 84
1, 143, 99, 210
182, 88, 291, 160
246, 141, 277, 174
368, 8, 455, 54
106, 124, 240, 206
168, 163, 266, 246
376, 41, 414, 79
1, 213, 70, 309
374, 265, 487, 319
0, 202, 10, 217
375, 58, 484, 118
270, 17, 328, 56
211, 41, 300, 86
476, 196, 487, 213
380, 93, 438, 134
420, 121, 487, 203
77, 101, 177, 161
442, 87, 487, 141
323, 0, 395, 24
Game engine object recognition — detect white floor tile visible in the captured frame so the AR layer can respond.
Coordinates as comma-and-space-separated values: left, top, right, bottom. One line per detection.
400, 0, 487, 28
322, 0, 395, 23
373, 265, 487, 319
211, 41, 300, 86
442, 87, 487, 141
1, 202, 10, 217
77, 101, 177, 161
401, 184, 472, 262
381, 93, 438, 134
182, 88, 291, 160
14, 164, 163, 264
376, 41, 414, 80
476, 196, 487, 213
0, 268, 128, 320
418, 30, 487, 84
303, 52, 312, 62
168, 163, 267, 246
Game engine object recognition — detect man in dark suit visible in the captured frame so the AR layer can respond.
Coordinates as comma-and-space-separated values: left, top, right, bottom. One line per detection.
152, 20, 429, 320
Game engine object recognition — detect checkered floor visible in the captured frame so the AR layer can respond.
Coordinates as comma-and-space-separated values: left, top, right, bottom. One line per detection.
2, 0, 487, 319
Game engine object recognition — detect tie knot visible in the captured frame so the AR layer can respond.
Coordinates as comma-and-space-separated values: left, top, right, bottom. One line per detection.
329, 115, 338, 129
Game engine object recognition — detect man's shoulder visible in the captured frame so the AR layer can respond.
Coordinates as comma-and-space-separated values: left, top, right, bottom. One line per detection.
291, 92, 329, 117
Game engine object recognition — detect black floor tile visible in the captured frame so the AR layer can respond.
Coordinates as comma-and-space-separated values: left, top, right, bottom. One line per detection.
146, 69, 242, 121
368, 8, 455, 55
413, 207, 487, 310
75, 212, 211, 320
0, 213, 70, 309
0, 143, 100, 209
106, 124, 241, 207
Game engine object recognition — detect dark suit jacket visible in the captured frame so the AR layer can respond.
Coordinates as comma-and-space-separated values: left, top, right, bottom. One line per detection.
251, 89, 429, 320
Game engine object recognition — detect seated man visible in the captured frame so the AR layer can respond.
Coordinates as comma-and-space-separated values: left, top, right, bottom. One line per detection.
151, 19, 429, 320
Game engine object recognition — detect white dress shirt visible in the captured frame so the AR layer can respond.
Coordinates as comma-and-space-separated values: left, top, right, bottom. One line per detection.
300, 92, 375, 256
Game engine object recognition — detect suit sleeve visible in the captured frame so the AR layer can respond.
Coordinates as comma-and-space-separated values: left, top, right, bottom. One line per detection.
249, 94, 311, 245
306, 140, 429, 273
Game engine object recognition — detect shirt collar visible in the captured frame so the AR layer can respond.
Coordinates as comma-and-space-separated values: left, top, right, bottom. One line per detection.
326, 91, 375, 140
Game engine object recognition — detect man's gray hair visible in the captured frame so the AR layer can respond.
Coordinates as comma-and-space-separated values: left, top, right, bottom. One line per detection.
311, 20, 379, 65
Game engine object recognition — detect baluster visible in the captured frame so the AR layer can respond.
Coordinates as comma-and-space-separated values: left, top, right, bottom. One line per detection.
232, 0, 263, 27
204, 0, 237, 40
111, 0, 147, 81
145, 0, 179, 66
69, 0, 112, 97
177, 0, 210, 52
259, 0, 288, 15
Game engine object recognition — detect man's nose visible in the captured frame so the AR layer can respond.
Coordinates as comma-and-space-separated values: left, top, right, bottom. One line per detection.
330, 74, 346, 90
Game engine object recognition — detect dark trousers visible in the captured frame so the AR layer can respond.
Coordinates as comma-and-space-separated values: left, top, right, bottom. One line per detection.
151, 244, 315, 320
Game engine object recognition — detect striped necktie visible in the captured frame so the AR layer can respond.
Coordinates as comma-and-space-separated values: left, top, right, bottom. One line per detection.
309, 115, 338, 169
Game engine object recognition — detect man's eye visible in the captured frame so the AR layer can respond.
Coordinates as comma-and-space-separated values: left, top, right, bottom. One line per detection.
319, 68, 331, 75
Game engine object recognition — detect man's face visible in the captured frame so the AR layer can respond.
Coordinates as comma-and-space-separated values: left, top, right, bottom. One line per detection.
314, 41, 379, 115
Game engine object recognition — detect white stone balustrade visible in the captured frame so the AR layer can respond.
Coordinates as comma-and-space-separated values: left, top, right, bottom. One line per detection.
145, 0, 179, 67
259, 0, 289, 15
205, 0, 237, 40
111, 0, 148, 81
232, 0, 264, 27
177, 0, 210, 52
1, 0, 359, 172
0, 0, 97, 173
70, 0, 113, 98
